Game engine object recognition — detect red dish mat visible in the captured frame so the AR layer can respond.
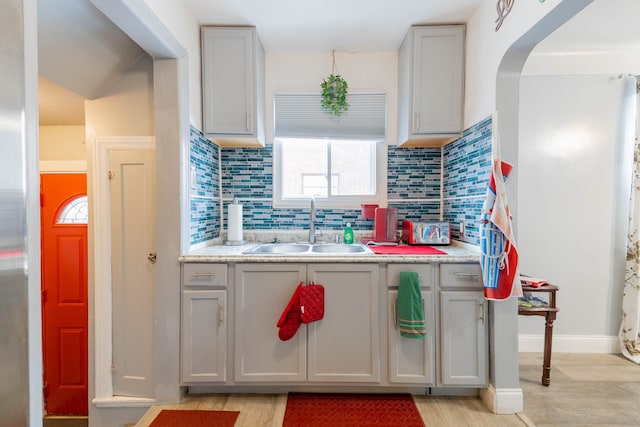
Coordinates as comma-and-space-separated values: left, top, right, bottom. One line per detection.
369, 245, 447, 255
149, 409, 240, 427
283, 393, 425, 427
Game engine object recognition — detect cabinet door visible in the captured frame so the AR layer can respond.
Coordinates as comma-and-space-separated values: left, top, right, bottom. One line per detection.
388, 290, 435, 385
412, 26, 464, 135
235, 263, 307, 382
307, 264, 380, 383
202, 27, 254, 135
440, 291, 487, 386
181, 290, 226, 383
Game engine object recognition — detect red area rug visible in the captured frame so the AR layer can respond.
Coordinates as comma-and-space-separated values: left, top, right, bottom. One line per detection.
283, 393, 425, 427
149, 409, 239, 427
369, 245, 447, 255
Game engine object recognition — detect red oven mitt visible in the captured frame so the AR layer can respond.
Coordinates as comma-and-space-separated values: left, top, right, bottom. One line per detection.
300, 283, 324, 323
277, 283, 303, 341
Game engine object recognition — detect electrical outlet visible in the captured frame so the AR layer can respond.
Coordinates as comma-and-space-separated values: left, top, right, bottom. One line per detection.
460, 220, 465, 236
190, 165, 196, 190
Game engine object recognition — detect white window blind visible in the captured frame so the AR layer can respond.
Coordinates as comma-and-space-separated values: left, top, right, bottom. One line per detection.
274, 93, 386, 140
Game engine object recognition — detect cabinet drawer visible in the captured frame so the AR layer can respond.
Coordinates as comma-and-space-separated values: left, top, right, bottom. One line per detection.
440, 264, 482, 289
387, 264, 434, 288
183, 263, 227, 287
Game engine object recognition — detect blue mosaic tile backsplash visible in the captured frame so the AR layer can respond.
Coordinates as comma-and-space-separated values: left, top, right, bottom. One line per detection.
443, 116, 492, 244
221, 146, 273, 198
188, 116, 493, 247
189, 126, 220, 245
220, 145, 373, 230
387, 146, 441, 199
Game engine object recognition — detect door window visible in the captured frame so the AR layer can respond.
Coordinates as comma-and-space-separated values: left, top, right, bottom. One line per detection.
56, 195, 88, 224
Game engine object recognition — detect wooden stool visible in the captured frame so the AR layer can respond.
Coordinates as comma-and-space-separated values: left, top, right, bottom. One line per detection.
518, 284, 559, 386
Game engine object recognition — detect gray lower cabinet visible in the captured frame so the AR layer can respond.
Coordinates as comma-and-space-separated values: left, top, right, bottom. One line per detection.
234, 263, 307, 382
439, 264, 488, 386
181, 263, 228, 384
307, 264, 380, 383
234, 263, 380, 383
386, 264, 435, 385
181, 260, 486, 389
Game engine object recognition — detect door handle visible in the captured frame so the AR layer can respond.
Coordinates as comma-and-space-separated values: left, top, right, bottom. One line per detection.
147, 252, 157, 264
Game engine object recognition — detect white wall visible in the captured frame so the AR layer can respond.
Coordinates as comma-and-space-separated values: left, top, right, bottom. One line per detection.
518, 75, 634, 342
265, 51, 397, 145
140, 0, 202, 129
39, 125, 86, 161
464, 0, 575, 127
514, 2, 640, 352
85, 54, 155, 138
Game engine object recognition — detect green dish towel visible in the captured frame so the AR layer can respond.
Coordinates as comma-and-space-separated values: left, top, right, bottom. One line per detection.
398, 272, 426, 338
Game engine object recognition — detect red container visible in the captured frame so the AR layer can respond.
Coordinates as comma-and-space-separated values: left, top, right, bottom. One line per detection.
360, 204, 379, 219
373, 208, 398, 243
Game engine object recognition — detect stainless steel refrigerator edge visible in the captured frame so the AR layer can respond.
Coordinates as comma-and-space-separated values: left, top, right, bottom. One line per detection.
1, 0, 43, 425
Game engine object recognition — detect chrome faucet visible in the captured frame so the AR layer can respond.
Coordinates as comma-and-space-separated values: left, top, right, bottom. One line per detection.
309, 197, 316, 243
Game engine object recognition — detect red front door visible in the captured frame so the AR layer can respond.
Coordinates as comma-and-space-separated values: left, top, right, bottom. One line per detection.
41, 173, 88, 415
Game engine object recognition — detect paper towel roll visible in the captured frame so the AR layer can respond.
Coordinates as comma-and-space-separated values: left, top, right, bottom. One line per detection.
227, 202, 243, 242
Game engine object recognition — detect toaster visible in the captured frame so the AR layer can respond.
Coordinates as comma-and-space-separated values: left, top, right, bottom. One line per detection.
402, 221, 451, 245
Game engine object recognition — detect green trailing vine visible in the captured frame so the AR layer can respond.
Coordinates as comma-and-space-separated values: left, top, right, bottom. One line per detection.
320, 51, 349, 116
321, 74, 349, 116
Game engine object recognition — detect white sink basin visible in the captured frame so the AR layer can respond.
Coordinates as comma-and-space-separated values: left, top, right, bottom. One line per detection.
243, 243, 311, 254
243, 243, 372, 255
311, 244, 371, 254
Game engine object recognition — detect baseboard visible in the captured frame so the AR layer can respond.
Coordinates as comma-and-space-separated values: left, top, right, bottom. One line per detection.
519, 334, 620, 353
480, 385, 523, 414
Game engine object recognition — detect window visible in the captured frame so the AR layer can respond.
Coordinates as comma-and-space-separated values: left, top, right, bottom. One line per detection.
301, 173, 339, 197
273, 93, 387, 208
56, 195, 88, 224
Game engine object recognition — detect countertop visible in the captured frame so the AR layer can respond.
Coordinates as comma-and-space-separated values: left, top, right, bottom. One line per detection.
179, 240, 480, 264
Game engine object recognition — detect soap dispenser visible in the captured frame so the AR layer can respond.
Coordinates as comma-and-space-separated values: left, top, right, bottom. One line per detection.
343, 222, 354, 244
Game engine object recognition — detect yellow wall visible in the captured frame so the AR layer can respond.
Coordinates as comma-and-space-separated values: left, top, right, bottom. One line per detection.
39, 125, 86, 161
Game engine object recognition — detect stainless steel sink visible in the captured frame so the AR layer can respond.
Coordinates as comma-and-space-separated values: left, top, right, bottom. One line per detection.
243, 243, 311, 254
242, 242, 372, 255
311, 243, 371, 254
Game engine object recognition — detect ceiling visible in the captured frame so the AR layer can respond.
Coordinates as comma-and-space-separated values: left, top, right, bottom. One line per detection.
38, 0, 145, 126
38, 0, 640, 126
183, 0, 482, 52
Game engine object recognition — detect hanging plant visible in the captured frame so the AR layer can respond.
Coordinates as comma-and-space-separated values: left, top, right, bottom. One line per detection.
320, 51, 349, 116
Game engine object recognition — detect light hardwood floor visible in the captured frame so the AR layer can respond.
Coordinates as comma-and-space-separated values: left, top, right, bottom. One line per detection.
134, 392, 530, 427
134, 353, 640, 426
520, 352, 640, 426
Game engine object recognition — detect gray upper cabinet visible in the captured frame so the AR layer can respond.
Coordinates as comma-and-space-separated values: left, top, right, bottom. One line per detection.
398, 25, 465, 147
201, 26, 265, 147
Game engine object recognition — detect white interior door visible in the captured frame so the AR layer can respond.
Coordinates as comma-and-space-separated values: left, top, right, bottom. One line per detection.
109, 149, 156, 397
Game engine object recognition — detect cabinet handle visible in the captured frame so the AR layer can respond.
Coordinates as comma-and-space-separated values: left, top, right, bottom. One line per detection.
394, 298, 398, 329
478, 301, 485, 324
414, 112, 420, 132
246, 112, 250, 132
454, 272, 479, 278
191, 272, 215, 278
219, 303, 224, 327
